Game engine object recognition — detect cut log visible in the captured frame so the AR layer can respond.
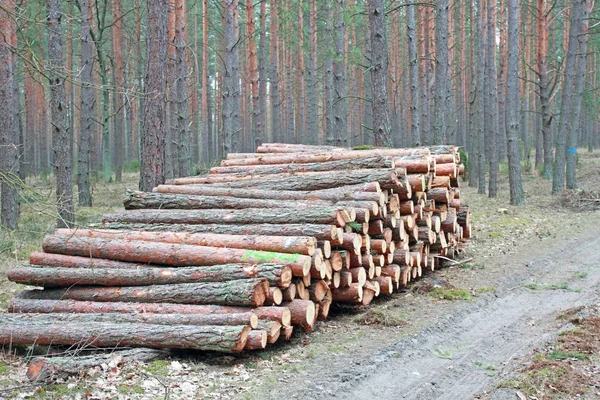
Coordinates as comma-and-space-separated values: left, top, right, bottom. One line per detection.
8, 264, 293, 289
381, 265, 401, 283
280, 300, 315, 326
336, 233, 362, 254
219, 148, 429, 167
435, 163, 457, 178
257, 320, 282, 344
318, 241, 332, 258
245, 330, 268, 350
339, 271, 353, 288
426, 188, 451, 204
348, 268, 367, 286
392, 156, 432, 173
280, 325, 294, 341
154, 183, 385, 203
264, 287, 283, 306
330, 251, 343, 272
42, 236, 311, 277
0, 316, 251, 352
18, 279, 268, 307
431, 176, 451, 189
282, 285, 296, 302
393, 249, 409, 265
252, 306, 291, 327
27, 348, 170, 383
318, 290, 332, 320
308, 280, 329, 302
368, 220, 384, 235
29, 252, 152, 270
209, 156, 394, 175
370, 239, 387, 254
407, 174, 426, 192
6, 312, 258, 329
99, 223, 339, 243
332, 283, 363, 303
102, 207, 352, 228
123, 190, 333, 210
56, 228, 317, 256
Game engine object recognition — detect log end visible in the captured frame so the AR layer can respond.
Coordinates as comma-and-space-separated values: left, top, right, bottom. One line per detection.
245, 330, 267, 350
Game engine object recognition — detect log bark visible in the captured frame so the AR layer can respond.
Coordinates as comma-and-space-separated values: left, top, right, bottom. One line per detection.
280, 300, 315, 326
102, 208, 351, 228
7, 312, 258, 329
257, 320, 281, 344
124, 190, 333, 210
8, 264, 292, 289
0, 316, 250, 352
252, 306, 291, 327
27, 348, 170, 382
42, 236, 311, 276
308, 280, 329, 302
18, 279, 268, 307
210, 156, 394, 175
331, 283, 363, 303
183, 169, 404, 191
220, 148, 429, 166
29, 252, 157, 270
56, 228, 317, 256
154, 183, 385, 204
100, 222, 338, 242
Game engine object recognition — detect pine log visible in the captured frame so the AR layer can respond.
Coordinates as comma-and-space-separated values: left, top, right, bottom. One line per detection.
280, 325, 294, 341
252, 307, 292, 327
100, 223, 339, 242
381, 265, 401, 283
435, 163, 457, 178
331, 272, 341, 288
393, 249, 409, 265
0, 316, 251, 352
336, 233, 362, 254
264, 287, 283, 306
280, 300, 315, 326
418, 227, 436, 244
332, 283, 363, 303
318, 241, 332, 258
220, 148, 429, 166
209, 156, 394, 175
348, 268, 367, 286
407, 174, 426, 192
361, 287, 376, 306
17, 279, 268, 307
154, 183, 385, 203
330, 251, 343, 272
245, 330, 268, 350
7, 312, 258, 329
392, 156, 432, 173
255, 143, 345, 153
318, 290, 332, 320
29, 252, 151, 270
339, 271, 352, 288
308, 280, 329, 303
257, 320, 282, 344
8, 264, 293, 289
281, 283, 296, 302
27, 348, 170, 383
102, 207, 352, 228
426, 188, 451, 204
42, 236, 311, 276
123, 190, 333, 210
368, 220, 384, 235
431, 176, 451, 189
57, 229, 317, 256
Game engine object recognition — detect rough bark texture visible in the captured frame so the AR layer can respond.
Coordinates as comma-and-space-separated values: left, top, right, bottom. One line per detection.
102, 208, 350, 227
128, 191, 332, 210
77, 0, 93, 207
432, 0, 450, 145
222, 0, 241, 155
368, 0, 393, 147
56, 228, 317, 256
29, 252, 159, 270
505, 0, 524, 204
41, 235, 311, 275
9, 264, 291, 288
100, 222, 338, 242
174, 0, 190, 176
18, 278, 267, 307
0, 0, 19, 229
47, 0, 74, 228
27, 348, 170, 382
407, 2, 421, 147
139, 0, 168, 191
0, 316, 250, 352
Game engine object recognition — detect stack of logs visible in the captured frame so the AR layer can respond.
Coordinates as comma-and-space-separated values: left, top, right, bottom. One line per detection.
2, 143, 471, 358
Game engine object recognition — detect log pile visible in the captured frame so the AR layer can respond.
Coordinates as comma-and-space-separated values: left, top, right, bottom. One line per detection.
4, 143, 470, 366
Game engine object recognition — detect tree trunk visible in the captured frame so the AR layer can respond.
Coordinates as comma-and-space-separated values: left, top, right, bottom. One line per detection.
269, 3, 281, 143
18, 278, 268, 307
101, 208, 351, 227
175, 0, 191, 176
307, 0, 319, 144
368, 0, 393, 147
100, 223, 339, 243
201, 0, 211, 162
27, 348, 169, 383
139, 0, 168, 191
112, 0, 125, 182
0, 0, 19, 229
9, 264, 292, 288
552, 0, 583, 194
325, 1, 334, 145
77, 0, 94, 207
432, 0, 450, 145
407, 2, 421, 147
124, 191, 333, 210
566, 0, 591, 189
506, 0, 524, 204
485, 0, 499, 197
55, 227, 317, 256
0, 316, 251, 352
47, 0, 74, 228
332, 0, 348, 147
42, 235, 312, 275
153, 183, 384, 203
476, 0, 487, 194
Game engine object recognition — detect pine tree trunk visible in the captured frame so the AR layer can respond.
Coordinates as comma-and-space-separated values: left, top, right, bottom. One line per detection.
175, 0, 191, 176
0, 0, 19, 229
333, 0, 348, 147
432, 0, 449, 145
112, 0, 125, 182
47, 0, 74, 228
506, 0, 524, 205
407, 2, 421, 147
476, 0, 487, 194
139, 0, 168, 191
256, 1, 266, 147
270, 3, 281, 143
485, 0, 499, 197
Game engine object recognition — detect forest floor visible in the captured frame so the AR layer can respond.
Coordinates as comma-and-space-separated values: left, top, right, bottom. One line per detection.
1, 152, 600, 399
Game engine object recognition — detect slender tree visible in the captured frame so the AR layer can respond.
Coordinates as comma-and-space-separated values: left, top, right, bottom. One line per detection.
78, 0, 94, 206
407, 0, 420, 147
333, 0, 348, 146
112, 0, 125, 182
432, 0, 450, 145
222, 0, 241, 155
306, 0, 319, 144
0, 0, 19, 229
476, 0, 487, 194
47, 0, 74, 228
174, 0, 190, 176
506, 0, 524, 204
139, 0, 169, 191
256, 0, 266, 147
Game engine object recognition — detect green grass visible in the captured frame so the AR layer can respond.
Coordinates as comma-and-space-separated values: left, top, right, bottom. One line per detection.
431, 346, 453, 359
476, 286, 496, 294
0, 362, 9, 374
546, 350, 586, 361
431, 288, 473, 301
353, 308, 405, 327
144, 359, 170, 376
520, 281, 570, 291
573, 271, 588, 279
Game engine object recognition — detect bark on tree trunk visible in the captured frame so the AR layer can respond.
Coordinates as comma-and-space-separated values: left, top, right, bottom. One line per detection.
0, 316, 251, 352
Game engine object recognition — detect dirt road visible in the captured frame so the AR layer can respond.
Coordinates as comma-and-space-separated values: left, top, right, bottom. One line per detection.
250, 209, 600, 400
